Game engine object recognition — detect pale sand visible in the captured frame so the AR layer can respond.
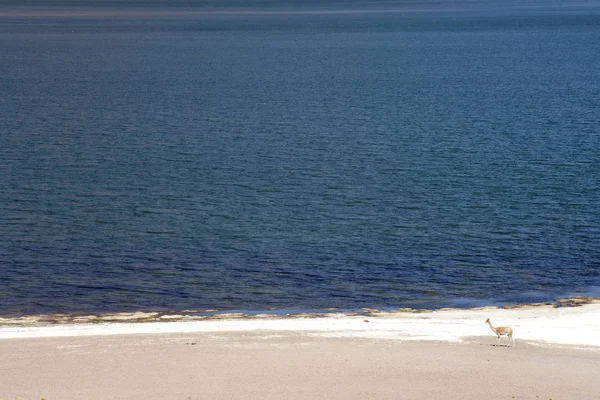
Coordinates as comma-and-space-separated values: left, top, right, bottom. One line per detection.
1, 331, 599, 400
1, 303, 600, 399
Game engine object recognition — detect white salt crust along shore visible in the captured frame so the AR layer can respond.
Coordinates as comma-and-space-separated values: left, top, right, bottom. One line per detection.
2, 301, 600, 347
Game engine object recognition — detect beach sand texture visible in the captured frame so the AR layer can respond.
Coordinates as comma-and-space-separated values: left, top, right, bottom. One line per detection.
1, 302, 600, 399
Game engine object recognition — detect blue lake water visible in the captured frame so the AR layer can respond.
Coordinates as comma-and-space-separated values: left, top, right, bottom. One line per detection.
1, 1, 600, 316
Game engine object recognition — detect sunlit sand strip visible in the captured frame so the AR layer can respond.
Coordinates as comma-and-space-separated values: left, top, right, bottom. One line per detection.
2, 300, 600, 347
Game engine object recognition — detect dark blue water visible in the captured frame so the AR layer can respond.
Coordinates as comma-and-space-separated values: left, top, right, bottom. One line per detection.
1, 1, 600, 316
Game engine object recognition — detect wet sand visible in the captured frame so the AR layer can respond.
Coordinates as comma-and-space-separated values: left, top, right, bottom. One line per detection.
1, 331, 599, 400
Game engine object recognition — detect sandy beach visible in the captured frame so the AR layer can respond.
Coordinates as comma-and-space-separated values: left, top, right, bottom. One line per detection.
1, 302, 600, 399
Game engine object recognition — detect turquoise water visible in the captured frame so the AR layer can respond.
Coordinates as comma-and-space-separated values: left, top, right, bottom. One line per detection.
1, 1, 599, 316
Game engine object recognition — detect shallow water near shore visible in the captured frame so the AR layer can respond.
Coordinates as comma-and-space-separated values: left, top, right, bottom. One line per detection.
1, 0, 600, 317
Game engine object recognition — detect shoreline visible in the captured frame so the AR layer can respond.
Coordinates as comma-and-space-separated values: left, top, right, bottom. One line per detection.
2, 297, 600, 347
2, 295, 597, 325
2, 297, 599, 399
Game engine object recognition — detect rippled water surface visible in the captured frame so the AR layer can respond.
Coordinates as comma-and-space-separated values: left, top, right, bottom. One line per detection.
1, 1, 600, 316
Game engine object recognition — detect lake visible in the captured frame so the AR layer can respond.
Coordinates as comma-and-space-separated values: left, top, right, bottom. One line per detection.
1, 0, 599, 316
